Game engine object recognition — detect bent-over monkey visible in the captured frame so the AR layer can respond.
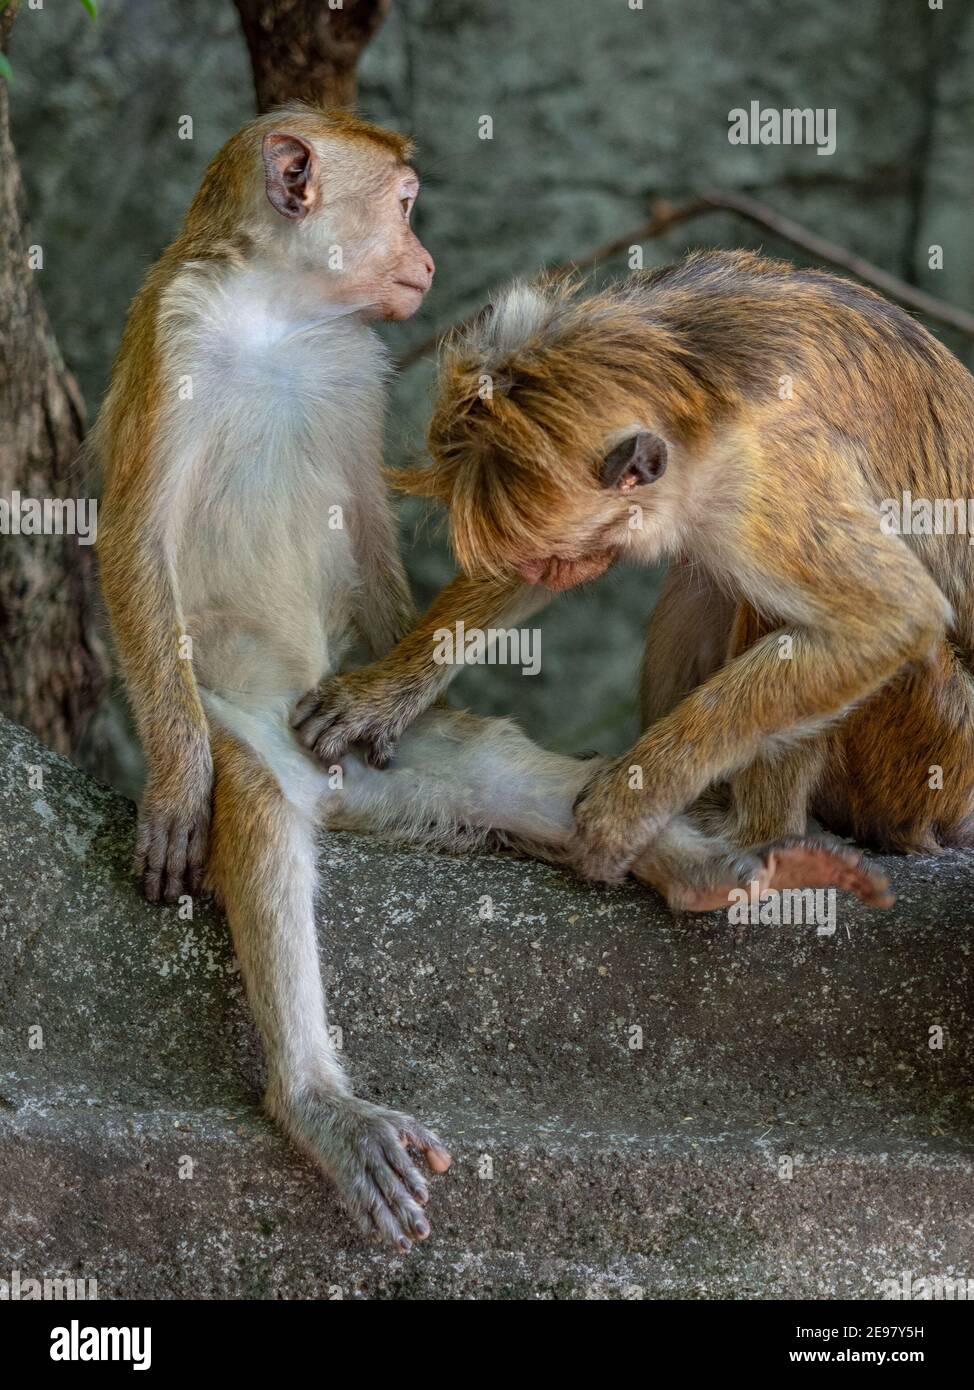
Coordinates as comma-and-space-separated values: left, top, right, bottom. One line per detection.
296, 251, 972, 899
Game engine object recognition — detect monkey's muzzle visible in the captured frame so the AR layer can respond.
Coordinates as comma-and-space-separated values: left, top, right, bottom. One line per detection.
514, 548, 618, 591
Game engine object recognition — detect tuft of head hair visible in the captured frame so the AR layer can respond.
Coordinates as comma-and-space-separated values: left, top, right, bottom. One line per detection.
397, 273, 708, 578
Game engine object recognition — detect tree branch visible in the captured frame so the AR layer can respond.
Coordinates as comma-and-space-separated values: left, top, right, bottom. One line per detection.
233, 0, 391, 112
397, 190, 974, 370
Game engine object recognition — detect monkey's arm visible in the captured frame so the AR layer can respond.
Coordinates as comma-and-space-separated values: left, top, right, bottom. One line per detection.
573, 460, 951, 881
98, 485, 213, 903
345, 476, 418, 658
292, 572, 549, 765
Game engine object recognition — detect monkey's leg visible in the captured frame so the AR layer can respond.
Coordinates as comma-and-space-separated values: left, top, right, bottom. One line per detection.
206, 726, 450, 1252
639, 562, 736, 726
321, 705, 890, 908
647, 578, 833, 846
715, 600, 830, 845
716, 737, 828, 844
817, 640, 974, 852
324, 707, 596, 856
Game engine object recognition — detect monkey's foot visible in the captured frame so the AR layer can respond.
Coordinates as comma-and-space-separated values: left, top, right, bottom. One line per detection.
276, 1090, 451, 1252
640, 837, 893, 913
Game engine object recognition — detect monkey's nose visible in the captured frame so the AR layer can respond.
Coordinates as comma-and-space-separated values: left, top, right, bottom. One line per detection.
422, 250, 435, 281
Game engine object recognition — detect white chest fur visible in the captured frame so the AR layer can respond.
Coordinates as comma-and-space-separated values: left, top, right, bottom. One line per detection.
159, 265, 390, 699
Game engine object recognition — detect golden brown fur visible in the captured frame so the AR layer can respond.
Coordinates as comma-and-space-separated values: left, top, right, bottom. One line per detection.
313, 250, 974, 883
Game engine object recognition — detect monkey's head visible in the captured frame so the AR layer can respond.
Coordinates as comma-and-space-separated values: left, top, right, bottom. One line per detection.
400, 278, 701, 589
184, 104, 434, 322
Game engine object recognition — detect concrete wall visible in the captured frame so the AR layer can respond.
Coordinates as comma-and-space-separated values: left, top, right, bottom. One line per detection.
9, 0, 974, 757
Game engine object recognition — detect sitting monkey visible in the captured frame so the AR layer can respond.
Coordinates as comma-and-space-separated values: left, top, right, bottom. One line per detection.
96, 106, 656, 1251
296, 250, 974, 901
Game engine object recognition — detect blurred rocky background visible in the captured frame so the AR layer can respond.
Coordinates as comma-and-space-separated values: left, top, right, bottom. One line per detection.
5, 0, 974, 789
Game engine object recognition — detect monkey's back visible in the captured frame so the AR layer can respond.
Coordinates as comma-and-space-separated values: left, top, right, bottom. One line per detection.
627, 251, 974, 644
628, 251, 973, 490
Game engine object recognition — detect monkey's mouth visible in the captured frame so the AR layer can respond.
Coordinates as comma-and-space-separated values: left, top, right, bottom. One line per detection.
394, 279, 429, 294
513, 548, 618, 591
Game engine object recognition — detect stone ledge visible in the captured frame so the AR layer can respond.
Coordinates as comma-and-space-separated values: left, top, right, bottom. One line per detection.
1, 715, 973, 1298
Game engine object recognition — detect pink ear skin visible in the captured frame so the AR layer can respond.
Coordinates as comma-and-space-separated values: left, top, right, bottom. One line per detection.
262, 132, 317, 221
600, 431, 668, 491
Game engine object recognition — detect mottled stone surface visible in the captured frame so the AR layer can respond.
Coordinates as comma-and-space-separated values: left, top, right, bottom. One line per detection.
1, 716, 973, 1298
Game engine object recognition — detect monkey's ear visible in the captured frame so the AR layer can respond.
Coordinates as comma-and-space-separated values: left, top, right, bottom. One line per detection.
600, 431, 667, 490
262, 133, 318, 221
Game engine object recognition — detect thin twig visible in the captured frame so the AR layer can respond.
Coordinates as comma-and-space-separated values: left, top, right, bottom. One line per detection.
702, 190, 974, 338
396, 190, 974, 370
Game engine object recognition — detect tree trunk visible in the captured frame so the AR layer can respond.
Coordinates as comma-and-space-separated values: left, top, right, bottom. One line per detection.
0, 4, 109, 758
234, 0, 390, 111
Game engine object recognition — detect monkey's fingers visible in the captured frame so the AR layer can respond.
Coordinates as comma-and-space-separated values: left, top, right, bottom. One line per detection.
135, 808, 210, 906
570, 762, 647, 883
133, 820, 152, 887
572, 841, 635, 885
291, 686, 327, 728
291, 694, 353, 762
163, 821, 192, 904
362, 733, 396, 769
293, 704, 396, 769
135, 814, 171, 904
162, 816, 209, 904
186, 820, 209, 899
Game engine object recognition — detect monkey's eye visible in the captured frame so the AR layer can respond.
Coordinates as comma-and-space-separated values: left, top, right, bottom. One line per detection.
400, 197, 414, 218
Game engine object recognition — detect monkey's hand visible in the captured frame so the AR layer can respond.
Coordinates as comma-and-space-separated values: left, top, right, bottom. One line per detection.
291, 667, 422, 768
135, 749, 213, 904
272, 1090, 451, 1252
570, 755, 658, 882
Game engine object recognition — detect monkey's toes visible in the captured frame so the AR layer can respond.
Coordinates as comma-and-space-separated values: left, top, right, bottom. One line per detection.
310, 1099, 452, 1253
353, 1117, 450, 1250
762, 839, 894, 908
398, 1118, 452, 1175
